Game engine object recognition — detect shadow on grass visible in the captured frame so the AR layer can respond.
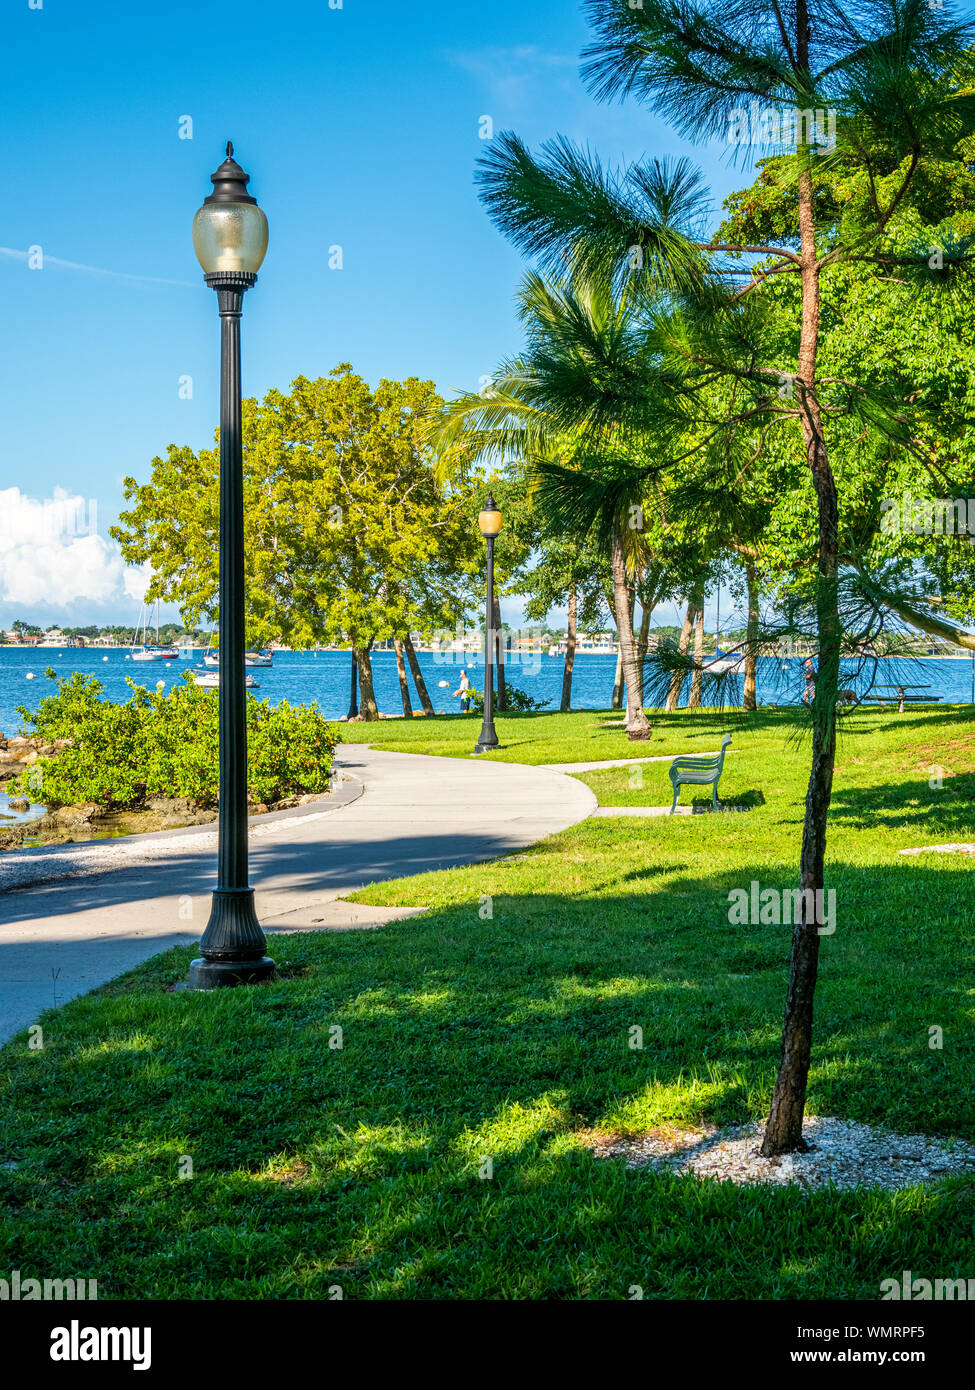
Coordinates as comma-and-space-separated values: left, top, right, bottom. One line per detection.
828, 771, 975, 834
2, 854, 974, 1298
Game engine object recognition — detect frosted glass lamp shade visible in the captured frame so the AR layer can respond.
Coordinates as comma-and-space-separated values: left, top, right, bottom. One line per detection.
193, 200, 268, 275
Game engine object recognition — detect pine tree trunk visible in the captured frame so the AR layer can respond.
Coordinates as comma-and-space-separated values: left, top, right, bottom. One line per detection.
761, 136, 840, 1156
666, 601, 695, 712
403, 633, 434, 715
689, 604, 705, 707
744, 561, 759, 712
492, 590, 507, 711
354, 642, 379, 721
611, 534, 650, 737
561, 586, 577, 712
394, 638, 413, 717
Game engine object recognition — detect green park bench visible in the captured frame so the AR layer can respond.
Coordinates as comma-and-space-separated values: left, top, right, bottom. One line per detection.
669, 734, 733, 814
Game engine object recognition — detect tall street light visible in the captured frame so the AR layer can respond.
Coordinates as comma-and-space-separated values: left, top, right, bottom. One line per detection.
474, 495, 503, 754
188, 143, 274, 989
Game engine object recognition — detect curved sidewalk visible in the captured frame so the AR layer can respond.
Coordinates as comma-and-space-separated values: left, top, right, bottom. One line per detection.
0, 746, 596, 1042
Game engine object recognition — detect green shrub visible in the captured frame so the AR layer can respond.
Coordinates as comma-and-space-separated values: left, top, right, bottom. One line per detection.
469, 681, 550, 714
13, 669, 339, 809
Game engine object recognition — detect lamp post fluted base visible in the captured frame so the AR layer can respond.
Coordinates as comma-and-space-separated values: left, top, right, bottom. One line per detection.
474, 723, 499, 755
188, 888, 275, 989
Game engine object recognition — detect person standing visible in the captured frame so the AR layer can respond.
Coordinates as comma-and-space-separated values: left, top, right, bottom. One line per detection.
453, 669, 471, 713
803, 656, 817, 705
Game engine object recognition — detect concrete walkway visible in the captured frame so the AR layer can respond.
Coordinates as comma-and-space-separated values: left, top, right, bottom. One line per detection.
548, 750, 735, 773
0, 746, 596, 1043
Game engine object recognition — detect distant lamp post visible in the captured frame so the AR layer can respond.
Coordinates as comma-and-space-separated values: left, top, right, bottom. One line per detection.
474, 495, 503, 754
188, 143, 274, 990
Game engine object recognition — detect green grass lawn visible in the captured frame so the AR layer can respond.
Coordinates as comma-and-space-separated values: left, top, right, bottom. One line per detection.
337, 704, 743, 765
2, 707, 974, 1299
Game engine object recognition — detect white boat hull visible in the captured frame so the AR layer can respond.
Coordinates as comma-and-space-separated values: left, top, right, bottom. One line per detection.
192, 672, 259, 689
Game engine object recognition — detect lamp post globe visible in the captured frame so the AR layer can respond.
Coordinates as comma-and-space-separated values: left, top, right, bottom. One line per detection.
187, 144, 274, 990
474, 495, 503, 755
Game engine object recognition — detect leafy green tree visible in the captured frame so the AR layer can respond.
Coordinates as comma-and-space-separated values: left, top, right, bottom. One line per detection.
113, 367, 482, 721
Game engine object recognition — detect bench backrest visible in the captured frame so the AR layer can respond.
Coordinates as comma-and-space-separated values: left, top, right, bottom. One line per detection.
670, 734, 733, 782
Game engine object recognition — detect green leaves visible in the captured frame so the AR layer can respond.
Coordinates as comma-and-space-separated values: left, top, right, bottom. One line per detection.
15, 671, 338, 810
112, 369, 484, 651
475, 134, 707, 292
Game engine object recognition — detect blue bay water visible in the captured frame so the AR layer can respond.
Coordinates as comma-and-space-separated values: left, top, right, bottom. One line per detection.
1, 646, 973, 734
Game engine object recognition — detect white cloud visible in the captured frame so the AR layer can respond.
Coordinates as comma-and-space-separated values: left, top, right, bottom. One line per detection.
0, 246, 196, 289
123, 562, 153, 604
0, 486, 144, 610
447, 45, 578, 110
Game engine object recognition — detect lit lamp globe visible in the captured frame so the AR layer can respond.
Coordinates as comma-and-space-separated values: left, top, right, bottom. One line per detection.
192, 142, 268, 277
477, 500, 503, 538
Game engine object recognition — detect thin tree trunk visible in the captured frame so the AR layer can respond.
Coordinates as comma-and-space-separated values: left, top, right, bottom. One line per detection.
689, 604, 705, 707
636, 600, 655, 708
611, 534, 650, 738
561, 586, 577, 712
761, 103, 840, 1155
744, 561, 759, 711
354, 642, 379, 721
492, 590, 506, 711
637, 603, 652, 663
393, 638, 413, 717
403, 632, 434, 715
666, 601, 695, 712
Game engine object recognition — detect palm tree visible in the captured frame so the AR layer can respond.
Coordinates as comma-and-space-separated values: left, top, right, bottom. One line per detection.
474, 0, 975, 1152
433, 269, 668, 736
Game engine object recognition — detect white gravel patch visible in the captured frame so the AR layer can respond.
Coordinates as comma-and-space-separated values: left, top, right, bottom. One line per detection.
900, 843, 975, 857
591, 1116, 975, 1191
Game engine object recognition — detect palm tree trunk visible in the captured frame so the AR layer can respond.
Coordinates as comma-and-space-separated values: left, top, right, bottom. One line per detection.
394, 638, 413, 717
744, 561, 759, 711
666, 601, 695, 712
354, 642, 379, 721
403, 633, 434, 715
611, 534, 650, 738
689, 604, 705, 707
610, 648, 623, 708
561, 586, 577, 712
761, 133, 840, 1157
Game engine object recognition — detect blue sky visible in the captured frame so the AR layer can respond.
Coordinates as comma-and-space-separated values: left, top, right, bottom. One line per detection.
3, 0, 967, 634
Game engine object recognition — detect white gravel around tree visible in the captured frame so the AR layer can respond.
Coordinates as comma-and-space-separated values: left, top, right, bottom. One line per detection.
590, 1116, 975, 1191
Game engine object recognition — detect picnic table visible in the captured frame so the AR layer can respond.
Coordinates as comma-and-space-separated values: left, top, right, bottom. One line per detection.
866, 683, 942, 713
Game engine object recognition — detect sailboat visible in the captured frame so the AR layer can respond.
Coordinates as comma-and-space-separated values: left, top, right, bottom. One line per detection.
704, 583, 745, 675
192, 670, 259, 689
202, 644, 272, 668
131, 600, 178, 662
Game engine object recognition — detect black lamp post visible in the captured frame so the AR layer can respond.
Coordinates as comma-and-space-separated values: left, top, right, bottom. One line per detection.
188, 143, 274, 990
474, 495, 503, 754
348, 644, 359, 719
